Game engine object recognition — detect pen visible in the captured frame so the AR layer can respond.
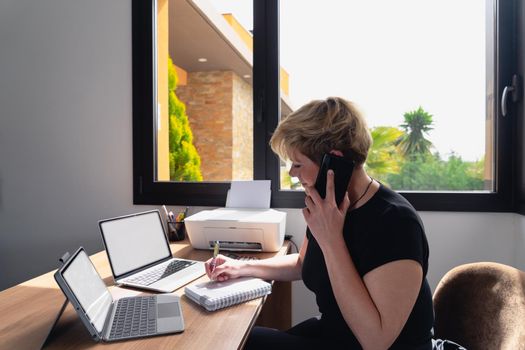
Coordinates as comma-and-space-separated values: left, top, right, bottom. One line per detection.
162, 205, 170, 220
210, 241, 220, 273
176, 206, 189, 222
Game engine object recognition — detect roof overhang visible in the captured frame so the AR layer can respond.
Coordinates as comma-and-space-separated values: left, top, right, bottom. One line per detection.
168, 0, 292, 115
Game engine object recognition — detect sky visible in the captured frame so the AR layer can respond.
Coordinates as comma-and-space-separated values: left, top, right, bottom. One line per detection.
209, 0, 487, 161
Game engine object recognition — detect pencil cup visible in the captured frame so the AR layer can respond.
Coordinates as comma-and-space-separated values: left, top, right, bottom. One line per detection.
167, 221, 185, 241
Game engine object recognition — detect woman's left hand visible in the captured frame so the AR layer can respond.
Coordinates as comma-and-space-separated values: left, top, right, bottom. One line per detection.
303, 169, 351, 250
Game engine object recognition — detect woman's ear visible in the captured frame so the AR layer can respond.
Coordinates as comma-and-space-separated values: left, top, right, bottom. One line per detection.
329, 150, 344, 157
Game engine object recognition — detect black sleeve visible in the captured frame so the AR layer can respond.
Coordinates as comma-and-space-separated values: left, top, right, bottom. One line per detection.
358, 213, 426, 277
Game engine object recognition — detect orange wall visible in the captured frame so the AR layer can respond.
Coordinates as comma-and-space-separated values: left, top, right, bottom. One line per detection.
222, 13, 290, 97
157, 0, 170, 181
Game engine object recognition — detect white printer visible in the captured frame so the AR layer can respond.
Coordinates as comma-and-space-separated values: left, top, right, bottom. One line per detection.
184, 181, 287, 252
184, 208, 286, 252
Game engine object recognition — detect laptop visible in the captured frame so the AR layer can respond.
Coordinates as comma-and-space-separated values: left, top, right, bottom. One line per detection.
98, 210, 205, 293
54, 247, 185, 342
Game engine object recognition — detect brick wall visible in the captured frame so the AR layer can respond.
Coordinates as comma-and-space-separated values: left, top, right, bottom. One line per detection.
176, 70, 253, 181
232, 73, 253, 180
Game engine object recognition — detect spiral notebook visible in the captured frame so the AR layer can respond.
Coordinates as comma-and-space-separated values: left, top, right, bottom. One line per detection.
184, 277, 272, 311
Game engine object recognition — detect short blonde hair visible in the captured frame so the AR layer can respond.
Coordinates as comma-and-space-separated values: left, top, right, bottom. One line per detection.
270, 97, 372, 165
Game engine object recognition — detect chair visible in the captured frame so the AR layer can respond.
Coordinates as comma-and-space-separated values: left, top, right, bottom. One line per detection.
433, 262, 525, 350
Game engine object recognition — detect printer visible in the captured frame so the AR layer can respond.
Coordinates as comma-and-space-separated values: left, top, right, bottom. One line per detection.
184, 181, 287, 252
184, 208, 286, 252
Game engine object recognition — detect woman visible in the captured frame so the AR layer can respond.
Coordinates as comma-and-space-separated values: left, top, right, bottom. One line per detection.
205, 97, 434, 349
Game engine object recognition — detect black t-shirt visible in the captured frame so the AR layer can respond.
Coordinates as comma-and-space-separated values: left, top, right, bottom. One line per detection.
302, 184, 434, 350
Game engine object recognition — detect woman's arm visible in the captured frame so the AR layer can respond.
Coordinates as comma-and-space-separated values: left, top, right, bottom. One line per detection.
323, 245, 422, 350
206, 236, 309, 282
304, 171, 422, 349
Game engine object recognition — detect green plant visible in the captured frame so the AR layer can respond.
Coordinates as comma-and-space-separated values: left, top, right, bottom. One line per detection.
387, 152, 484, 190
168, 57, 203, 181
398, 106, 434, 157
366, 126, 404, 182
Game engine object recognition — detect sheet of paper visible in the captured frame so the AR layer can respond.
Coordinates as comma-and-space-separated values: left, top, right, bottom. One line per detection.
226, 180, 271, 208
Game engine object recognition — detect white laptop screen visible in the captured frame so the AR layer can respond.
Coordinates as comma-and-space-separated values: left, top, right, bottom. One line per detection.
100, 211, 172, 278
62, 250, 113, 333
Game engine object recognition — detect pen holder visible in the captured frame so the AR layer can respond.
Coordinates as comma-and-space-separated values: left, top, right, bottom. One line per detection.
167, 221, 186, 241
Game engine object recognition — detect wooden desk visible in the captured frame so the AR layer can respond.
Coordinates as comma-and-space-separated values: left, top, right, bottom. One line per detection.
0, 240, 291, 350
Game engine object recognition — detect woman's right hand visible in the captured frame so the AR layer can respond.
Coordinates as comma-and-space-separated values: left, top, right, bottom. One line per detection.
204, 254, 249, 282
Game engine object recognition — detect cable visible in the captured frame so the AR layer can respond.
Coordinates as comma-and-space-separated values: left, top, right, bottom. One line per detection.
285, 235, 299, 253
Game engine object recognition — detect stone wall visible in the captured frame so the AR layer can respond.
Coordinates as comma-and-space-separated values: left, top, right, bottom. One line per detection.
176, 70, 253, 181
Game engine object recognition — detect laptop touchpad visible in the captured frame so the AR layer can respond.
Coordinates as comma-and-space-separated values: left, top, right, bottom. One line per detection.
158, 302, 180, 318
156, 298, 184, 333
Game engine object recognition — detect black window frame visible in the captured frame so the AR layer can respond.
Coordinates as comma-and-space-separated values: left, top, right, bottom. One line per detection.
133, 0, 518, 212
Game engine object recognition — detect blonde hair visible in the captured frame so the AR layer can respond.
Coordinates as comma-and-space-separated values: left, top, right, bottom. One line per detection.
270, 97, 372, 165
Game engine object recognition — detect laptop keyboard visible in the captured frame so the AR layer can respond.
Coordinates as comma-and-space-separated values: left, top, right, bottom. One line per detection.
109, 296, 157, 340
126, 259, 197, 286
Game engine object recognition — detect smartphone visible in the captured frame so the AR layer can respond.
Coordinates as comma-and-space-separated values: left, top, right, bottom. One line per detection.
314, 153, 355, 206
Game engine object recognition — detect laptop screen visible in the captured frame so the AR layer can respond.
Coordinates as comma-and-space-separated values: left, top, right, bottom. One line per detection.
99, 211, 172, 278
62, 250, 113, 333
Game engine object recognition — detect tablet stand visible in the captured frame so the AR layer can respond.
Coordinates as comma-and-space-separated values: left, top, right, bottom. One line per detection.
40, 252, 71, 349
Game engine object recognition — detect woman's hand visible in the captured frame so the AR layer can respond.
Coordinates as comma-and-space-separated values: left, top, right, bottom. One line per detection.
303, 169, 350, 250
204, 254, 248, 282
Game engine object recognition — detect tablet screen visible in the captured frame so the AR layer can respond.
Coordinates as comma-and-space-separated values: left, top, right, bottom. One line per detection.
62, 250, 112, 333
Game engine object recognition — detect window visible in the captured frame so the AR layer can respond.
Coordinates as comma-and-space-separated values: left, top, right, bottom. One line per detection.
133, 0, 256, 205
155, 0, 255, 183
279, 1, 491, 192
133, 0, 517, 211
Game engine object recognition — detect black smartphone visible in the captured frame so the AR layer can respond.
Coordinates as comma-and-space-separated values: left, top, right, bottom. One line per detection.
314, 153, 355, 206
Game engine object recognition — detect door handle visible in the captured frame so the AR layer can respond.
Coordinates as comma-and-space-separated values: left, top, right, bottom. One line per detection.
501, 74, 520, 117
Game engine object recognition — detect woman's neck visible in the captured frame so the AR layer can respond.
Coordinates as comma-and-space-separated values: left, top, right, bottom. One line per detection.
347, 167, 378, 209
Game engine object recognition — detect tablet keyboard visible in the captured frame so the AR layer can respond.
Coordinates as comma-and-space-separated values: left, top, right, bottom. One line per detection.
109, 296, 157, 340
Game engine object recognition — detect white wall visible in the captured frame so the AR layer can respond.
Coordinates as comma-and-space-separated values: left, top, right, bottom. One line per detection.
0, 0, 524, 330
515, 215, 525, 269
421, 212, 519, 289
0, 0, 141, 289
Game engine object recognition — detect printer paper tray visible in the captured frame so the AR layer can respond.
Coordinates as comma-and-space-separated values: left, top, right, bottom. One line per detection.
207, 241, 262, 251
203, 227, 264, 251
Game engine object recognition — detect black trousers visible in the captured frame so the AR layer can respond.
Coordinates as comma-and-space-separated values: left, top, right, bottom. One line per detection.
244, 317, 338, 350
244, 317, 433, 350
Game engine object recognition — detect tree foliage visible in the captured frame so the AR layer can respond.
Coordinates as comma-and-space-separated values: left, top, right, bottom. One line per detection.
398, 106, 434, 157
366, 126, 404, 181
168, 57, 203, 181
386, 153, 484, 190
366, 106, 484, 191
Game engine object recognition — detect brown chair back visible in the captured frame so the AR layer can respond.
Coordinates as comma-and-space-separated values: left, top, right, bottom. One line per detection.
433, 262, 525, 350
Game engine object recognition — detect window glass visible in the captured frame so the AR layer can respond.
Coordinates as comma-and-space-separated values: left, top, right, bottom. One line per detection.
279, 0, 491, 192
155, 0, 254, 182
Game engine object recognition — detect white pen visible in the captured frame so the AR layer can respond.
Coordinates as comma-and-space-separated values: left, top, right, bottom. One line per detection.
162, 205, 170, 221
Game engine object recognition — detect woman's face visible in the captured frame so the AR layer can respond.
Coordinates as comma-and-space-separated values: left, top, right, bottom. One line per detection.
288, 150, 320, 189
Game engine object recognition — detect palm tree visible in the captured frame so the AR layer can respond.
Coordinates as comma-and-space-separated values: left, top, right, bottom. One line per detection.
398, 106, 434, 157
366, 126, 404, 181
